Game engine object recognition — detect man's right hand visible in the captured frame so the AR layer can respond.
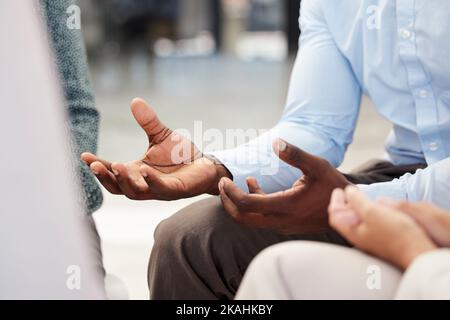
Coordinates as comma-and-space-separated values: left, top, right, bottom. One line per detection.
81, 98, 231, 200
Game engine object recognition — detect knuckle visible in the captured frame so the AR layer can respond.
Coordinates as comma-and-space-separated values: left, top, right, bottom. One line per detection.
315, 157, 331, 170
318, 157, 331, 167
287, 149, 299, 162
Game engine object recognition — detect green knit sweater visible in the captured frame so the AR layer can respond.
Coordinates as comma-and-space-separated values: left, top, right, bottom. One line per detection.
40, 0, 103, 214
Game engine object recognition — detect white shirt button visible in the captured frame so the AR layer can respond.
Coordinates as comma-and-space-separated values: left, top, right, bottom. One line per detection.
400, 29, 412, 39
418, 89, 428, 98
429, 142, 439, 151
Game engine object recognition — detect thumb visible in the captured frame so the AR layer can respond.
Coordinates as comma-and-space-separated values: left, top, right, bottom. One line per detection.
130, 97, 171, 144
345, 186, 373, 219
273, 138, 322, 176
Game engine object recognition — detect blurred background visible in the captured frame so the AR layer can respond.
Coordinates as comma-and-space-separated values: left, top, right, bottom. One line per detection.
78, 0, 391, 299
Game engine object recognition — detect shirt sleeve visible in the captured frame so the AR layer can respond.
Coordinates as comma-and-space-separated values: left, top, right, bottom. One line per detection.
359, 157, 450, 211
210, 0, 362, 192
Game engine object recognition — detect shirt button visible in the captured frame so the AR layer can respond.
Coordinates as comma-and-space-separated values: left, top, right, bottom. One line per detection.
400, 29, 412, 39
418, 89, 428, 98
429, 142, 439, 151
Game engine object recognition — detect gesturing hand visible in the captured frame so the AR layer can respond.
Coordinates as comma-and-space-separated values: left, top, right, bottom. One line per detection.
81, 98, 231, 200
218, 139, 351, 234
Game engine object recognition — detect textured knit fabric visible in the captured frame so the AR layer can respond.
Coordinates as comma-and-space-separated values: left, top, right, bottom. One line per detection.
40, 0, 103, 214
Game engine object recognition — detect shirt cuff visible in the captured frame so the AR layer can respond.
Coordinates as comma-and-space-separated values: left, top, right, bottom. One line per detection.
207, 149, 250, 192
358, 179, 408, 201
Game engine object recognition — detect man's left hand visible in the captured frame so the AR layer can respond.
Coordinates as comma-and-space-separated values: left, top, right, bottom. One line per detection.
218, 138, 351, 234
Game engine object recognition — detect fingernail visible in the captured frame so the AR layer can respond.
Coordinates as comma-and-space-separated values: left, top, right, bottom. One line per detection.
112, 168, 119, 176
278, 139, 287, 152
218, 179, 225, 191
92, 169, 98, 175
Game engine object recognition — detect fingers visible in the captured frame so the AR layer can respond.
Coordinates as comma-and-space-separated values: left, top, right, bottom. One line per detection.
140, 165, 176, 200
130, 97, 171, 144
219, 183, 246, 223
329, 211, 362, 239
221, 178, 254, 210
387, 201, 437, 226
219, 180, 282, 228
344, 185, 373, 219
220, 177, 288, 213
81, 152, 112, 170
395, 201, 450, 246
328, 188, 361, 235
273, 138, 323, 176
82, 154, 120, 194
110, 163, 148, 200
90, 161, 121, 194
343, 186, 407, 229
396, 202, 433, 218
397, 202, 434, 233
246, 177, 265, 194
328, 188, 347, 213
81, 152, 96, 165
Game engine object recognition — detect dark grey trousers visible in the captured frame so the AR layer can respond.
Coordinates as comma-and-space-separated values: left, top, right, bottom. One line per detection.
148, 160, 426, 300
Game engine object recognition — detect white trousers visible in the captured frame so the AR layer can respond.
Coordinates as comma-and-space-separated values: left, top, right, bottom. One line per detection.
236, 241, 450, 300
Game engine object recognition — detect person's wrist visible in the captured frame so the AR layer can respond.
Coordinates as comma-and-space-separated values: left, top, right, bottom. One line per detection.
202, 154, 232, 195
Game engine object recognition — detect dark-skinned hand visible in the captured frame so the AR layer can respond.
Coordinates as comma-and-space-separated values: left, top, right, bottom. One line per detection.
218, 138, 351, 234
81, 98, 231, 200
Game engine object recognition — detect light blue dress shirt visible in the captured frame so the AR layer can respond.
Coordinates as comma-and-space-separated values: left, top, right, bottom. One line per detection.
211, 0, 450, 210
